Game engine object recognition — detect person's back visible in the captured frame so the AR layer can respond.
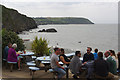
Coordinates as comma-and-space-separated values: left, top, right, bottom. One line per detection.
7, 48, 18, 62
93, 48, 98, 60
94, 58, 109, 77
107, 56, 117, 75
93, 53, 98, 60
69, 51, 82, 77
3, 43, 12, 60
3, 46, 9, 60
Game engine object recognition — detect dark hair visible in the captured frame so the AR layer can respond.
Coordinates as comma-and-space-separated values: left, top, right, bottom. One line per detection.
109, 50, 116, 57
75, 51, 81, 56
87, 47, 92, 51
109, 50, 113, 53
61, 48, 64, 53
117, 52, 120, 57
98, 52, 103, 58
94, 48, 98, 53
54, 47, 59, 52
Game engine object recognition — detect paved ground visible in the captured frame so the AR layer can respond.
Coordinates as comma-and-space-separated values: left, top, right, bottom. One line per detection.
2, 63, 120, 80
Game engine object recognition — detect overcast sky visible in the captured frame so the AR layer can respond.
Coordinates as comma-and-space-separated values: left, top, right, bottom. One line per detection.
0, 0, 119, 24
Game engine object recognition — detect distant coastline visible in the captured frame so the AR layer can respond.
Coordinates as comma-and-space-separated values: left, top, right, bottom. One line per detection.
33, 17, 94, 25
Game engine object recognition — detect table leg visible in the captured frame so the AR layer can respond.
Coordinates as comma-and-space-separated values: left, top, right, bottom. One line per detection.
66, 68, 69, 78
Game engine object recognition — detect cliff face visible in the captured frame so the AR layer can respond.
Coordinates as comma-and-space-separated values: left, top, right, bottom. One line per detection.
2, 5, 37, 33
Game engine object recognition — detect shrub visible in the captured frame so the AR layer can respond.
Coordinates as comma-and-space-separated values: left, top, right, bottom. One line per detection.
2, 29, 25, 53
32, 36, 49, 56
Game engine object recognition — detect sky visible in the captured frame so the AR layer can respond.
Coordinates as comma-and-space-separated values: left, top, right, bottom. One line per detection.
0, 0, 119, 24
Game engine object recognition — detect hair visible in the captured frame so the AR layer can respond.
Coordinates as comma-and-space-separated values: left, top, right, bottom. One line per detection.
75, 51, 81, 56
54, 47, 59, 52
61, 48, 64, 53
98, 52, 103, 58
109, 50, 116, 57
94, 48, 98, 53
87, 47, 92, 51
117, 52, 120, 57
12, 43, 17, 48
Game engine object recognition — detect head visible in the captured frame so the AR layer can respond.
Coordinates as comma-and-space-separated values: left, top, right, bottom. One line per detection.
8, 43, 12, 48
104, 51, 110, 58
117, 52, 120, 57
61, 48, 64, 54
12, 43, 17, 49
94, 48, 98, 53
109, 50, 116, 57
54, 47, 61, 55
98, 52, 103, 58
87, 47, 92, 54
75, 51, 81, 57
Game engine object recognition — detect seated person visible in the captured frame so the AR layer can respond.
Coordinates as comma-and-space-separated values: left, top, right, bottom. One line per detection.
93, 48, 98, 60
50, 47, 66, 79
69, 51, 82, 79
83, 47, 94, 63
7, 43, 21, 71
94, 52, 109, 78
3, 43, 12, 60
59, 48, 70, 66
104, 51, 117, 75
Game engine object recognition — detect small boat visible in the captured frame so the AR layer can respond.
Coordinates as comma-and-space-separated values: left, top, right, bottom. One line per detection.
23, 39, 30, 41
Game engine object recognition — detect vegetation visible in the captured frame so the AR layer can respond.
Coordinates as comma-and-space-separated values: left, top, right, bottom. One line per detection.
2, 29, 25, 54
33, 17, 94, 25
32, 37, 49, 56
1, 5, 37, 33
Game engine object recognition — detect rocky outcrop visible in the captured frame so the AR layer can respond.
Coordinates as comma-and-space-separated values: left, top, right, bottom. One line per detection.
1, 5, 37, 33
38, 28, 57, 32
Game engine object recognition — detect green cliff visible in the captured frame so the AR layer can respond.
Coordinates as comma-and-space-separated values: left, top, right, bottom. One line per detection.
2, 5, 37, 33
33, 17, 94, 25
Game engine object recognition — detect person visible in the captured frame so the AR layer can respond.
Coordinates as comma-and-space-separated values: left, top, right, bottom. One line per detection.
109, 50, 118, 69
94, 52, 109, 78
50, 47, 66, 79
3, 43, 12, 60
104, 51, 117, 75
117, 52, 120, 72
93, 48, 98, 60
83, 47, 94, 63
69, 51, 82, 79
7, 43, 20, 71
59, 48, 70, 66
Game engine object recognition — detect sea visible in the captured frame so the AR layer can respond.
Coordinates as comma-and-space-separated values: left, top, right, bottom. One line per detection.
18, 24, 118, 54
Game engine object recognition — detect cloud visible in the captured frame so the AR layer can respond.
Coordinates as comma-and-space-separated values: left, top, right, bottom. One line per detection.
0, 2, 118, 24
1, 0, 119, 2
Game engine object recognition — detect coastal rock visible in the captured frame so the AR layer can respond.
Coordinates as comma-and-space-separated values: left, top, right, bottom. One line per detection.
38, 28, 57, 32
46, 28, 57, 32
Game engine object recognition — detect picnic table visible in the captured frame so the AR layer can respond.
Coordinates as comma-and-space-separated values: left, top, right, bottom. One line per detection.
36, 56, 64, 72
20, 52, 34, 56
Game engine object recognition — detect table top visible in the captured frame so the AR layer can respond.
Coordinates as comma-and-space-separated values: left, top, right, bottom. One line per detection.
41, 61, 63, 65
36, 56, 51, 61
20, 52, 34, 56
65, 53, 75, 57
